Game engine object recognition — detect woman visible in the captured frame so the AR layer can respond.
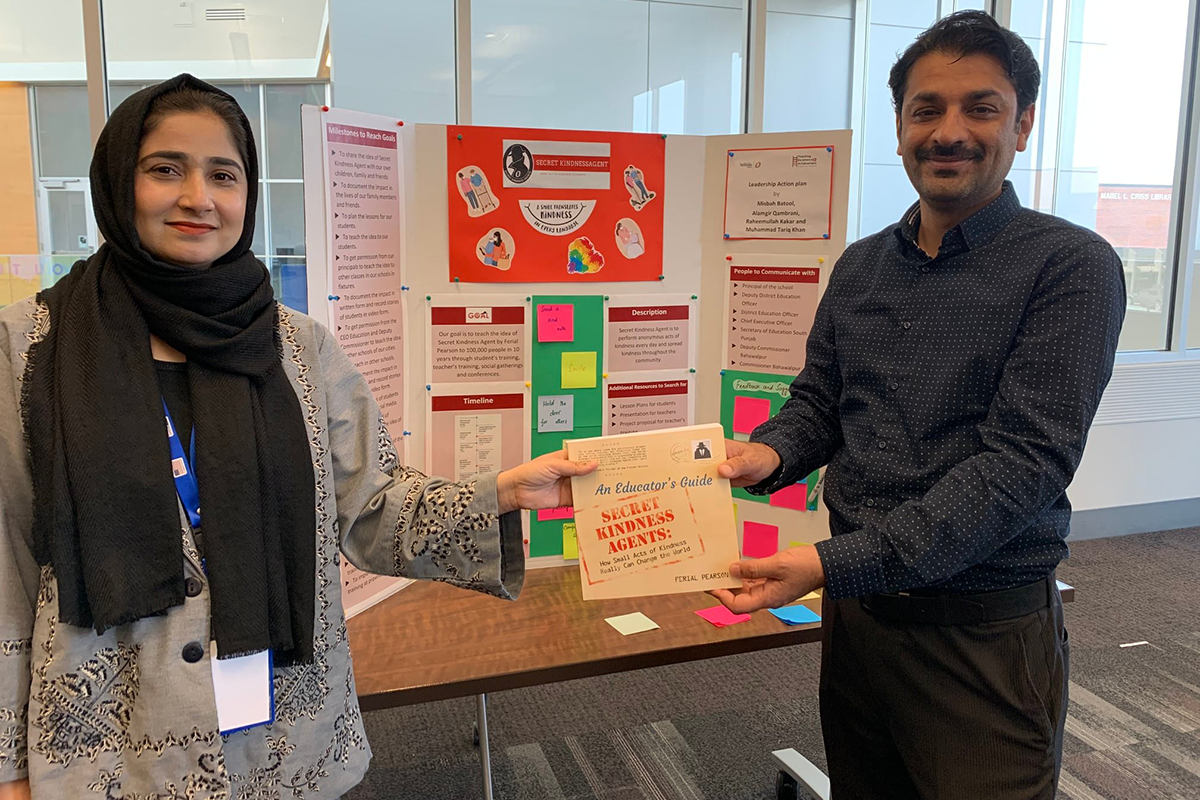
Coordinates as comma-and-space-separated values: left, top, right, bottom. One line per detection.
0, 75, 592, 800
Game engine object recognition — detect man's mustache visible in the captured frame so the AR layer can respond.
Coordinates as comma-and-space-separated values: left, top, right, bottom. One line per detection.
916, 145, 984, 161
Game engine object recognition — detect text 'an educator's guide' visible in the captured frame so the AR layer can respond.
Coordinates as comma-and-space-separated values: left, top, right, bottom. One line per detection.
567, 424, 740, 600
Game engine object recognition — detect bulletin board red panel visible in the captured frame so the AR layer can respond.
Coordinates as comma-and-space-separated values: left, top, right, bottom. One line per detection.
447, 125, 665, 283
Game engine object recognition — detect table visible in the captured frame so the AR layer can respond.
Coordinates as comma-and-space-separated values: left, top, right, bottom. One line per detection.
346, 568, 1076, 799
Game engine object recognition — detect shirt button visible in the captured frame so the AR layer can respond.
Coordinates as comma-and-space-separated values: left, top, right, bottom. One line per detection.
182, 641, 205, 663
865, 498, 876, 508
921, 266, 930, 274
902, 321, 913, 330
889, 382, 899, 391
184, 577, 203, 598
877, 440, 887, 450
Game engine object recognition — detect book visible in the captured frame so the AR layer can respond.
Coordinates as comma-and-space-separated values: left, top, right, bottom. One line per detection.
566, 423, 741, 600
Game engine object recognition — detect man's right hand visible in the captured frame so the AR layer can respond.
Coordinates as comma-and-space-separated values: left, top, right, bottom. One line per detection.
717, 440, 781, 488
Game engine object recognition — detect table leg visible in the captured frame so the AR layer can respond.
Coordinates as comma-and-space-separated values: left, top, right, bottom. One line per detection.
476, 693, 495, 800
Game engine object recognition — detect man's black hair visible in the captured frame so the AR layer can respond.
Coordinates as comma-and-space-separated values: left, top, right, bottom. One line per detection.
889, 10, 1041, 116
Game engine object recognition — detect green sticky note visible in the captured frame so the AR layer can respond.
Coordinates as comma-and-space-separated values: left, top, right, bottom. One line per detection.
561, 351, 597, 389
563, 522, 578, 559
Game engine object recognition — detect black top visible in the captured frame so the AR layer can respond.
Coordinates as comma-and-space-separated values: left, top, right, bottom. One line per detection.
749, 181, 1126, 599
155, 360, 192, 461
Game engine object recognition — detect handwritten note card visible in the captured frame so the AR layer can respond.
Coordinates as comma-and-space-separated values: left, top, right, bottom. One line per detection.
537, 394, 574, 432
561, 351, 597, 389
563, 522, 578, 559
538, 304, 575, 342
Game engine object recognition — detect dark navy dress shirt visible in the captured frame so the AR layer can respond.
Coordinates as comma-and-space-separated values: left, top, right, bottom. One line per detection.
748, 181, 1126, 599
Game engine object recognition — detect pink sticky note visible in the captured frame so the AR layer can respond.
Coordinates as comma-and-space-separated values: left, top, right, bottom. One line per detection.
696, 606, 752, 627
770, 482, 808, 512
537, 304, 574, 342
537, 506, 574, 522
732, 396, 771, 434
743, 521, 779, 558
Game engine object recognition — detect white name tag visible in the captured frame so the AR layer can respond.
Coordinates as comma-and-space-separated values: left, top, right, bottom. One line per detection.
210, 643, 274, 735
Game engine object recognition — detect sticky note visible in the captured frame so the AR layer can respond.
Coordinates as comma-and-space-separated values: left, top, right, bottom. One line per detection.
537, 304, 574, 342
561, 351, 597, 389
799, 590, 822, 601
743, 521, 779, 558
769, 605, 821, 625
563, 522, 578, 559
538, 506, 573, 522
605, 611, 659, 635
770, 482, 808, 512
732, 396, 771, 434
696, 606, 752, 627
788, 541, 811, 548
732, 503, 737, 524
537, 394, 574, 432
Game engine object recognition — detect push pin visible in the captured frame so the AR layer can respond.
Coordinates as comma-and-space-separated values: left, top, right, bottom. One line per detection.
426, 295, 431, 301
724, 233, 730, 239
691, 295, 698, 300
823, 233, 829, 239
525, 381, 531, 388
457, 134, 463, 141
525, 296, 531, 302
321, 105, 329, 112
401, 285, 409, 291
425, 385, 431, 391
689, 368, 696, 374
397, 120, 405, 127
720, 369, 726, 376
818, 257, 825, 264
726, 256, 733, 261
826, 146, 833, 152
602, 373, 608, 379
454, 277, 460, 282
657, 275, 665, 281
402, 430, 411, 437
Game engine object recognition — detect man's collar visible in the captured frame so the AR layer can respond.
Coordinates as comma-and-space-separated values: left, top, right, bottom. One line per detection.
894, 180, 1022, 255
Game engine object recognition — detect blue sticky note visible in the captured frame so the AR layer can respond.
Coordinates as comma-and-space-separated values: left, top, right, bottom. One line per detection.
769, 605, 821, 625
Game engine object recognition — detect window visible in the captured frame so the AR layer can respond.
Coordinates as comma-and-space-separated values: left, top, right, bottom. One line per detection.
329, 0, 456, 123
0, 4, 88, 307
763, 1, 855, 135
471, 0, 743, 134
1010, 0, 1191, 351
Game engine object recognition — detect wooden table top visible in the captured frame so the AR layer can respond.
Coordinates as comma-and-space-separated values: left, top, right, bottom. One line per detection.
346, 566, 824, 711
346, 568, 1077, 713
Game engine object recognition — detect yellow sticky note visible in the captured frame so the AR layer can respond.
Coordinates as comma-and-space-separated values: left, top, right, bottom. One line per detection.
563, 522, 578, 559
733, 503, 738, 524
800, 589, 822, 601
561, 351, 597, 389
789, 540, 811, 548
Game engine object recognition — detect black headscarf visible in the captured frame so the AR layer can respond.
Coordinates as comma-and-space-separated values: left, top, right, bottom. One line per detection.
24, 74, 316, 665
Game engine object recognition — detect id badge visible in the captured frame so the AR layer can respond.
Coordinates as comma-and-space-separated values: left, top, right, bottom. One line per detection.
210, 643, 275, 734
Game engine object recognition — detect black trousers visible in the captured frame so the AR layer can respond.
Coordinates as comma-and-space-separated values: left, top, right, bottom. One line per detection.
820, 584, 1069, 799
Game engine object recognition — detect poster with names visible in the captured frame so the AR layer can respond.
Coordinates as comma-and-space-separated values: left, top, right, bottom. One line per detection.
726, 264, 819, 377
319, 108, 410, 618
724, 145, 835, 240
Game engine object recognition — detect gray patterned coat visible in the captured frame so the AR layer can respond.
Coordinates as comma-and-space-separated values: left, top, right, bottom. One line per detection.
0, 298, 525, 799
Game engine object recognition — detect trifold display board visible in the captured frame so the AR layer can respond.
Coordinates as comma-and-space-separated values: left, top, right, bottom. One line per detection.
302, 107, 851, 579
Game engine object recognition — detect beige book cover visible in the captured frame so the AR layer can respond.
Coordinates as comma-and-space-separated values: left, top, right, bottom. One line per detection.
566, 423, 741, 600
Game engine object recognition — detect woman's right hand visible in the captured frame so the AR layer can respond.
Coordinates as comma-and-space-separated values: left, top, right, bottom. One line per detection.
0, 779, 31, 800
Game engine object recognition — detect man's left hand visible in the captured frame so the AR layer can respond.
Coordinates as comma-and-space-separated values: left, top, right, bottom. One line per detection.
709, 545, 827, 614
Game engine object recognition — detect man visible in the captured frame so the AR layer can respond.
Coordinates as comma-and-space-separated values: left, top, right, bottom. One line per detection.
714, 11, 1124, 799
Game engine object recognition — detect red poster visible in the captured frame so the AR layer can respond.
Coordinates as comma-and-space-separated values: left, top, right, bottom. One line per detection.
447, 125, 665, 283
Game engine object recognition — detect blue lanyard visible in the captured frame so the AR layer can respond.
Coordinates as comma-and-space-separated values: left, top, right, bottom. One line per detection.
162, 399, 201, 531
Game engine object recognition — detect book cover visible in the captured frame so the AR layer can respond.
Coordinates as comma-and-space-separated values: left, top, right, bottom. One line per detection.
567, 423, 741, 600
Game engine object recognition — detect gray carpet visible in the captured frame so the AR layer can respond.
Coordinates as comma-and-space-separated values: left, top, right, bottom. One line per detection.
344, 526, 1200, 799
